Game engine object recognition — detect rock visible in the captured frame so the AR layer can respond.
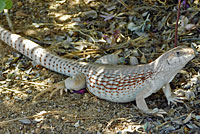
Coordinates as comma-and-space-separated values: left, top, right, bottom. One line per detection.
129, 56, 139, 66
19, 118, 32, 125
82, 10, 97, 19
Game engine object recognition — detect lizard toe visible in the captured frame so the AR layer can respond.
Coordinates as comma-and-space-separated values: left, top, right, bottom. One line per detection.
145, 108, 167, 117
33, 80, 65, 101
167, 95, 184, 105
142, 108, 167, 118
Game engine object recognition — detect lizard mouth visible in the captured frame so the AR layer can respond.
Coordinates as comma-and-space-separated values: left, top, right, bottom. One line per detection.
188, 48, 195, 55
183, 48, 196, 60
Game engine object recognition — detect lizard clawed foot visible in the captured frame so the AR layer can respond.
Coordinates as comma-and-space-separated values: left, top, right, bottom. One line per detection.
136, 94, 167, 117
163, 83, 184, 106
33, 73, 86, 101
166, 93, 184, 105
144, 108, 167, 117
33, 80, 65, 101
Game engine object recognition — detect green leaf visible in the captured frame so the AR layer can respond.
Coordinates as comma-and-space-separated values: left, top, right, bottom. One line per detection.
0, 0, 12, 13
0, 0, 7, 2
5, 0, 12, 9
0, 1, 6, 13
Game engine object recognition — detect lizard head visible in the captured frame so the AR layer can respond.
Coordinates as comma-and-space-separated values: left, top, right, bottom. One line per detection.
155, 46, 195, 70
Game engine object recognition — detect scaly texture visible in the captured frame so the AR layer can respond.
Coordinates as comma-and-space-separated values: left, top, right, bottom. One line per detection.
0, 26, 195, 112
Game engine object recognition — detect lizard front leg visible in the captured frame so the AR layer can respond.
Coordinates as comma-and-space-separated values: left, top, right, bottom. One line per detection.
136, 89, 166, 115
162, 83, 183, 105
136, 90, 149, 111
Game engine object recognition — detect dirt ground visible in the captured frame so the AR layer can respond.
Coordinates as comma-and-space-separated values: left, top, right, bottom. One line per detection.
0, 0, 200, 133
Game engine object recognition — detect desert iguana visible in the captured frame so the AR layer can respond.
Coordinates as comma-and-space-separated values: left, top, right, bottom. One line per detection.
0, 26, 195, 113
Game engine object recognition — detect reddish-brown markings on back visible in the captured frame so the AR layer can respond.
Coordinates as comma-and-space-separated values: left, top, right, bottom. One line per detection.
87, 70, 154, 91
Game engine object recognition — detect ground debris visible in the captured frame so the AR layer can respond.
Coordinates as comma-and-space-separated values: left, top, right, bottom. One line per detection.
0, 0, 199, 133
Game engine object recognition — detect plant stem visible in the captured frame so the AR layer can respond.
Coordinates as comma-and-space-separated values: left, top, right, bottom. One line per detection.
175, 0, 181, 47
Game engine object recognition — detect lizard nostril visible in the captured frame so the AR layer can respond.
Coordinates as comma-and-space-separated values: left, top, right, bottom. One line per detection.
185, 48, 195, 56
189, 49, 195, 54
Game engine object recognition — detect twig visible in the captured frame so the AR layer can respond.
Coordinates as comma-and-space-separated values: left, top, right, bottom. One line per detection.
118, 0, 132, 10
0, 87, 28, 97
174, 0, 181, 47
4, 9, 15, 33
181, 38, 200, 41
156, 113, 188, 130
0, 111, 60, 125
0, 110, 95, 125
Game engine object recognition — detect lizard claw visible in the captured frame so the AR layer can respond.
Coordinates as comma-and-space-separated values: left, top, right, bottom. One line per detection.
163, 83, 185, 106
33, 80, 65, 101
166, 93, 184, 105
144, 108, 167, 118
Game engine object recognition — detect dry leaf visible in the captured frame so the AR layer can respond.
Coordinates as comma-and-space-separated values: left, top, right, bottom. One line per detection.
15, 10, 28, 17
183, 113, 192, 124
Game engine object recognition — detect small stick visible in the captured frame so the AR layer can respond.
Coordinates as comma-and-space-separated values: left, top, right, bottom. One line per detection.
4, 9, 15, 33
174, 0, 181, 47
118, 0, 132, 10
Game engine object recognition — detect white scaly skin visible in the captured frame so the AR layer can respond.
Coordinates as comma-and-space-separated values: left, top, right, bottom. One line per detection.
0, 26, 195, 113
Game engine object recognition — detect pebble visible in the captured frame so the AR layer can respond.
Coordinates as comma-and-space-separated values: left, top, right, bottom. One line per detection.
74, 120, 80, 128
14, 96, 22, 101
22, 76, 28, 81
26, 89, 32, 94
97, 108, 101, 112
191, 77, 198, 85
131, 49, 140, 57
15, 76, 20, 80
19, 118, 31, 125
129, 56, 139, 66
82, 10, 97, 19
184, 83, 191, 89
185, 90, 195, 100
20, 82, 25, 86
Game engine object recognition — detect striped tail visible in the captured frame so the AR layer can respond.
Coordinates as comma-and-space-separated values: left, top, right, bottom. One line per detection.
0, 26, 83, 76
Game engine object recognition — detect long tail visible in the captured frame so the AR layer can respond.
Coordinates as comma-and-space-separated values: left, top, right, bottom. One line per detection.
0, 26, 82, 76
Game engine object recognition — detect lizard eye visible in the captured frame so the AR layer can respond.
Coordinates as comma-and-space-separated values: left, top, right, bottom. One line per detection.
176, 51, 180, 56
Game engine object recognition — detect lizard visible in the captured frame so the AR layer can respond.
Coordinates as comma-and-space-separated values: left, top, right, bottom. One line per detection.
0, 26, 195, 114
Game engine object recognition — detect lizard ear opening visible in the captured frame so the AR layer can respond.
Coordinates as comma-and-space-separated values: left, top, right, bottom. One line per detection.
166, 59, 170, 65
